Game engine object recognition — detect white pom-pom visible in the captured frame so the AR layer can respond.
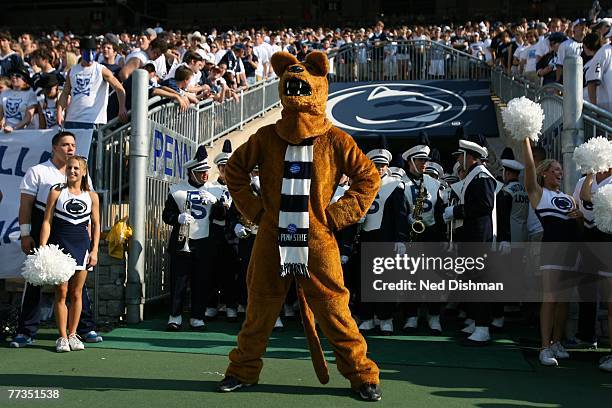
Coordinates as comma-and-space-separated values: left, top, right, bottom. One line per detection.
573, 137, 612, 174
593, 184, 612, 234
501, 97, 545, 142
21, 244, 77, 286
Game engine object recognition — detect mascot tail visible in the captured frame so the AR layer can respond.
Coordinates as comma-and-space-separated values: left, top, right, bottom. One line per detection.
296, 285, 330, 384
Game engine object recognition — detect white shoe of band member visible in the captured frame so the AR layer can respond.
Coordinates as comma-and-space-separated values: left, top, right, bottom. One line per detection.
56, 337, 70, 353
539, 348, 559, 366
358, 319, 375, 331
491, 317, 504, 329
403, 316, 418, 330
428, 315, 442, 332
380, 319, 393, 333
274, 317, 284, 329
226, 308, 238, 319
205, 307, 218, 318
467, 326, 490, 342
461, 321, 476, 334
463, 318, 475, 326
283, 303, 295, 317
598, 355, 612, 372
168, 315, 182, 325
190, 318, 206, 328
68, 333, 85, 351
550, 341, 570, 359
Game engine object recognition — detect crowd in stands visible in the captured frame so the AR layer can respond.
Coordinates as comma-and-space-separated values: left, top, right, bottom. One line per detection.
0, 14, 610, 132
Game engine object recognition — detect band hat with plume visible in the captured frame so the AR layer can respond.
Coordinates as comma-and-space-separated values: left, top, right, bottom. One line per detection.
425, 162, 445, 177
402, 131, 432, 161
367, 148, 392, 165
458, 135, 488, 158
214, 140, 233, 166
501, 159, 525, 171
185, 145, 211, 172
389, 166, 407, 179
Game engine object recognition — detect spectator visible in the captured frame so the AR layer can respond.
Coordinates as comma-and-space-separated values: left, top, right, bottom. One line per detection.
119, 38, 168, 81
582, 33, 601, 103
30, 48, 57, 75
586, 29, 612, 111
19, 33, 37, 63
253, 32, 271, 80
537, 32, 567, 85
592, 18, 612, 45
242, 42, 259, 86
0, 66, 37, 132
219, 43, 246, 87
520, 30, 540, 84
58, 36, 127, 128
99, 41, 123, 75
556, 20, 587, 82
0, 32, 24, 77
160, 65, 199, 104
34, 72, 61, 129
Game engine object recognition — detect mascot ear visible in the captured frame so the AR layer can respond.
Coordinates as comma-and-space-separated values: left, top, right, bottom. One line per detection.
271, 52, 299, 77
305, 51, 329, 76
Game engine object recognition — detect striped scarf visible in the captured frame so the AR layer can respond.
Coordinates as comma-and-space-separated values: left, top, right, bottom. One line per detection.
279, 140, 313, 278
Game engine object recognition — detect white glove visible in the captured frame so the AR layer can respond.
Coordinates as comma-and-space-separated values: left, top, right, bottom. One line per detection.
178, 212, 195, 225
443, 206, 455, 224
199, 190, 217, 205
340, 255, 349, 265
498, 241, 511, 256
220, 192, 232, 208
394, 242, 406, 256
234, 223, 248, 238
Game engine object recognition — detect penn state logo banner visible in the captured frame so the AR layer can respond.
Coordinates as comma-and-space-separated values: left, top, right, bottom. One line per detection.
0, 129, 92, 278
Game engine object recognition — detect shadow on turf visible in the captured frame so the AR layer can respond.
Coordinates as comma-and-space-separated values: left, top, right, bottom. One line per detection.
0, 374, 357, 398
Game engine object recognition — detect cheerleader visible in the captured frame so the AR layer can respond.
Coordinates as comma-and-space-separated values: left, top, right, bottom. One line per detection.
522, 139, 581, 366
578, 168, 612, 372
39, 156, 100, 353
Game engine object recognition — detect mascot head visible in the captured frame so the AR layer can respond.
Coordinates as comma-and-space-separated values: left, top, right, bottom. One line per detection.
271, 51, 332, 144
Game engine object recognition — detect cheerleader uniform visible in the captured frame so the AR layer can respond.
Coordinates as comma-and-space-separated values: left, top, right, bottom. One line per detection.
535, 188, 579, 271
49, 188, 92, 270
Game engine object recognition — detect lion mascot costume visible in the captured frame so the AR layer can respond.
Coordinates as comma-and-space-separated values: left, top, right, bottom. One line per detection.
219, 51, 382, 401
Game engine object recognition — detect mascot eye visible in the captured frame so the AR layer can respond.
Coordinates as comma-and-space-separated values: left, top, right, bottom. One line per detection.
288, 65, 304, 73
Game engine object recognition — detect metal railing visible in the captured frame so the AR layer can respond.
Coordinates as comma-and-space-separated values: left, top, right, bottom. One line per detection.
490, 66, 612, 162
328, 39, 491, 82
93, 78, 281, 304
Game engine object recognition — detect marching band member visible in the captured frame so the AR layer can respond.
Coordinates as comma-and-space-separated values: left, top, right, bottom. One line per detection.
443, 134, 502, 346
162, 146, 218, 331
206, 140, 241, 322
39, 156, 100, 352
522, 139, 581, 366
400, 137, 446, 334
358, 146, 409, 335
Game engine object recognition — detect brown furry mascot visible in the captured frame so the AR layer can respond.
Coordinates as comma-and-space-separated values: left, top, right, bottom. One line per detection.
218, 51, 382, 401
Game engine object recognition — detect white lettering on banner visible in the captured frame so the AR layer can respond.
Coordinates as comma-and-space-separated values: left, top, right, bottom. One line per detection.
150, 126, 194, 180
0, 129, 92, 278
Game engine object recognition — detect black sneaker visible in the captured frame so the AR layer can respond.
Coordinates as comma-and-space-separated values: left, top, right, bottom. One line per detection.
355, 383, 382, 401
217, 376, 255, 392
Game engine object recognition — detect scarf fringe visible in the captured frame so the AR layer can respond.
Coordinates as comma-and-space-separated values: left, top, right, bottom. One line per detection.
280, 263, 310, 278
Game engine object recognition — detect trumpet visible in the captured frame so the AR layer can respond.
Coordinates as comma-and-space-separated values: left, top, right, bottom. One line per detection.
178, 191, 199, 252
410, 179, 427, 241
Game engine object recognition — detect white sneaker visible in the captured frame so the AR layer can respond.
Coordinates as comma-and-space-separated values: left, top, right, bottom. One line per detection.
467, 326, 490, 342
205, 307, 218, 318
539, 348, 559, 366
168, 315, 182, 325
428, 315, 442, 333
461, 321, 476, 334
189, 318, 206, 328
358, 319, 375, 331
68, 334, 85, 351
403, 316, 418, 330
56, 337, 70, 353
491, 317, 504, 329
550, 342, 570, 359
274, 316, 284, 329
283, 303, 295, 317
598, 355, 612, 372
379, 318, 393, 334
226, 308, 238, 319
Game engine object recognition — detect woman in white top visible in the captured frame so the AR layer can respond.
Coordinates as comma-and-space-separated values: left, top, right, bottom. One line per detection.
0, 66, 37, 132
523, 139, 582, 367
40, 156, 100, 353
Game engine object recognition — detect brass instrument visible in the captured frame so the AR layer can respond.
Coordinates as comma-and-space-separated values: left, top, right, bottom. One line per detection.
238, 213, 258, 238
178, 191, 199, 252
410, 178, 427, 241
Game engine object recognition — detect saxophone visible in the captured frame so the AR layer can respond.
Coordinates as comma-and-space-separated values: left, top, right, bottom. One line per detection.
410, 178, 427, 241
